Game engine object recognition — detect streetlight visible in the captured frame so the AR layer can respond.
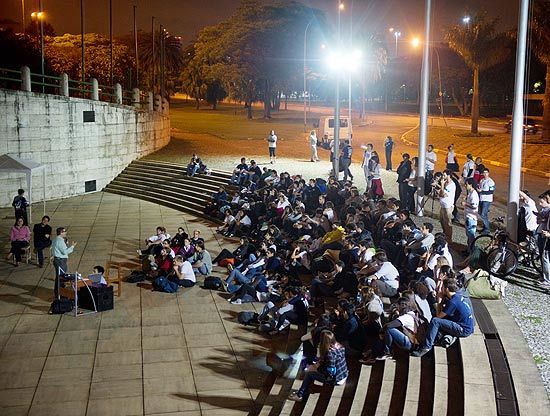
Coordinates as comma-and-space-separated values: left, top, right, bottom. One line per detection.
394, 31, 401, 56
462, 15, 471, 29
31, 3, 44, 93
412, 38, 445, 122
303, 19, 313, 132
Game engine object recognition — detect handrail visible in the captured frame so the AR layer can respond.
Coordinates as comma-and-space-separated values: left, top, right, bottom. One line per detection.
0, 66, 156, 110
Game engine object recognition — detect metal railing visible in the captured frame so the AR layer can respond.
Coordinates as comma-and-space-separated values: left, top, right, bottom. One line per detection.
0, 66, 165, 113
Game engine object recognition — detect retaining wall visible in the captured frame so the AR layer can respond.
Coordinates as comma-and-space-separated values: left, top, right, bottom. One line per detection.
0, 89, 170, 208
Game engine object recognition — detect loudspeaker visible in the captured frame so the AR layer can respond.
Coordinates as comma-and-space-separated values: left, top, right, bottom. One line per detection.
78, 285, 114, 311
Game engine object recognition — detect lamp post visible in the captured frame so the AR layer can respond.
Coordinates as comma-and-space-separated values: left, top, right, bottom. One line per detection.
462, 16, 471, 30
31, 3, 44, 92
333, 0, 344, 180
81, 0, 85, 82
394, 31, 401, 57
304, 19, 313, 133
21, 0, 26, 33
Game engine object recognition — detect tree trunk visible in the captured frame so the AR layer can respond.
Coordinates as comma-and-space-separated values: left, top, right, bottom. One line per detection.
263, 79, 271, 119
543, 62, 550, 142
450, 87, 465, 116
195, 97, 200, 110
471, 67, 479, 134
212, 99, 217, 110
246, 102, 253, 119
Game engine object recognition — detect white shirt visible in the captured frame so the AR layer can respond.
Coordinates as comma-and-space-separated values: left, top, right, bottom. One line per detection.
268, 134, 277, 148
464, 189, 480, 222
397, 311, 416, 332
375, 262, 399, 289
426, 151, 437, 171
440, 180, 456, 208
523, 197, 538, 232
462, 160, 475, 179
479, 177, 495, 202
178, 261, 196, 283
362, 150, 371, 167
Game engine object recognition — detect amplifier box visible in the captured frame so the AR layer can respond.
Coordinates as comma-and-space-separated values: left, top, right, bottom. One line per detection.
78, 285, 114, 311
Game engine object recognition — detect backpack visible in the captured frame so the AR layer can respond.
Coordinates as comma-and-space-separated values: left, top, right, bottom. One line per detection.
237, 311, 260, 326
153, 277, 179, 293
203, 276, 223, 290
127, 271, 147, 283
315, 178, 327, 193
402, 312, 430, 346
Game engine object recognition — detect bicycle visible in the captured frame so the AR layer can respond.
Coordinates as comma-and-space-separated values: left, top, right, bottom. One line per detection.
472, 216, 542, 278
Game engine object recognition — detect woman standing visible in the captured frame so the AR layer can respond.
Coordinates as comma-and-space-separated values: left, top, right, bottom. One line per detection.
369, 153, 384, 201
308, 130, 319, 162
384, 136, 395, 171
445, 144, 459, 172
8, 217, 30, 267
267, 130, 277, 164
289, 330, 348, 402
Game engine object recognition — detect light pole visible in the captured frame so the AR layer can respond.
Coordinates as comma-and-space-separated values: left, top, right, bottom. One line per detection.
304, 19, 313, 133
394, 31, 401, 57
21, 0, 25, 33
31, 3, 44, 92
333, 0, 344, 180
81, 0, 85, 82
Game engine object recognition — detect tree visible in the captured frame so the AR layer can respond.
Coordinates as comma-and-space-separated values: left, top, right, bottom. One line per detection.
445, 11, 510, 133
532, 0, 550, 141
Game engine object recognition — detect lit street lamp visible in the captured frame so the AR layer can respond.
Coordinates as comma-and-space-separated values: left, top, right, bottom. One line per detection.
462, 15, 471, 29
393, 30, 401, 56
31, 3, 44, 93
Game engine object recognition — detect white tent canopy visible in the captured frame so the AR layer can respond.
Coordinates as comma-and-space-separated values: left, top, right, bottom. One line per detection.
0, 154, 47, 224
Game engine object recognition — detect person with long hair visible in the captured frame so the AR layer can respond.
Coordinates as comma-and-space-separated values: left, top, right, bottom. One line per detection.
8, 217, 30, 267
289, 330, 348, 402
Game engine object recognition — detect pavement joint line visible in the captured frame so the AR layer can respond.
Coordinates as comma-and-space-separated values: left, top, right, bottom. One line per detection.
400, 124, 549, 177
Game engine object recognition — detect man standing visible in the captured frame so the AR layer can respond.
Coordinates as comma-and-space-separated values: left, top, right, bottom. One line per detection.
52, 227, 77, 298
308, 130, 319, 162
396, 153, 412, 205
536, 190, 550, 288
267, 130, 277, 164
361, 143, 373, 187
462, 179, 479, 253
384, 136, 395, 171
33, 215, 52, 268
478, 168, 495, 234
12, 189, 29, 226
341, 140, 354, 181
425, 144, 437, 179
438, 169, 456, 242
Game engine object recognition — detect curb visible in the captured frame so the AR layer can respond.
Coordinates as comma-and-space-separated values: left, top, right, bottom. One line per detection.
400, 124, 549, 178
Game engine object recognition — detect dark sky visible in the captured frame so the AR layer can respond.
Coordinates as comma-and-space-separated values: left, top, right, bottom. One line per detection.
1, 0, 520, 44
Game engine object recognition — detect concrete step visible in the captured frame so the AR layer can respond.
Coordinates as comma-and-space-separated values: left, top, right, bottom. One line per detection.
123, 165, 231, 190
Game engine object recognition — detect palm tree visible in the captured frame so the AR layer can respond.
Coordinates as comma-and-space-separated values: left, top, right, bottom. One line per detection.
445, 11, 509, 134
532, 0, 550, 141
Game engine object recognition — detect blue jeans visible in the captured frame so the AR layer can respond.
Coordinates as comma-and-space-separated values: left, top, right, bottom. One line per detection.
225, 268, 252, 285
424, 317, 471, 350
479, 201, 491, 232
384, 327, 413, 354
193, 264, 208, 276
465, 217, 477, 251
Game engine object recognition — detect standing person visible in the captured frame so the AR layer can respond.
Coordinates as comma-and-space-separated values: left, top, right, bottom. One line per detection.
8, 217, 30, 267
461, 153, 475, 183
384, 136, 395, 171
308, 130, 319, 162
473, 157, 486, 185
536, 190, 550, 288
360, 143, 373, 188
52, 227, 77, 298
451, 172, 463, 224
462, 179, 479, 254
396, 153, 412, 206
518, 190, 538, 243
369, 153, 384, 201
406, 157, 418, 213
267, 130, 277, 164
33, 215, 52, 268
438, 169, 456, 242
288, 330, 348, 402
445, 144, 459, 173
478, 168, 495, 234
12, 189, 29, 226
340, 140, 354, 181
425, 144, 437, 179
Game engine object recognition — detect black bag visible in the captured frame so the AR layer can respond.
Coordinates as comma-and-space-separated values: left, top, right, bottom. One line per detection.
127, 271, 147, 283
203, 276, 223, 290
50, 298, 73, 314
237, 311, 260, 326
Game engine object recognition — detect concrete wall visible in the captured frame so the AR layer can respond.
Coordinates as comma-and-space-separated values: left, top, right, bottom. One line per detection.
0, 89, 170, 208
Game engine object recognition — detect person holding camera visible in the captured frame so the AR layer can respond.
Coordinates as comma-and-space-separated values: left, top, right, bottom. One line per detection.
438, 170, 456, 242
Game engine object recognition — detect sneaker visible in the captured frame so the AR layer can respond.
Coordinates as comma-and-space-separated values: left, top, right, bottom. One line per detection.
359, 357, 378, 365
376, 353, 393, 361
537, 281, 550, 288
227, 263, 234, 272
136, 249, 143, 256
411, 348, 430, 358
231, 299, 242, 305
288, 391, 303, 402
220, 280, 228, 292
440, 335, 457, 348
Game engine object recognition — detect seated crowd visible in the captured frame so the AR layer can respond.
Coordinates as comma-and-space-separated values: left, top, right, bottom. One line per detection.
139, 155, 485, 403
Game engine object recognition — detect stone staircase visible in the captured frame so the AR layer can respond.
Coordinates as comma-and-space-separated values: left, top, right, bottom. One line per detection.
103, 159, 234, 222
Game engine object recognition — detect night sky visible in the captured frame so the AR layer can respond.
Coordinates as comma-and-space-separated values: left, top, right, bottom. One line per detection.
1, 0, 520, 45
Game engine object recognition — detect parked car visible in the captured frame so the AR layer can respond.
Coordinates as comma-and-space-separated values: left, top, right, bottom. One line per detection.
505, 118, 541, 134
314, 116, 353, 149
